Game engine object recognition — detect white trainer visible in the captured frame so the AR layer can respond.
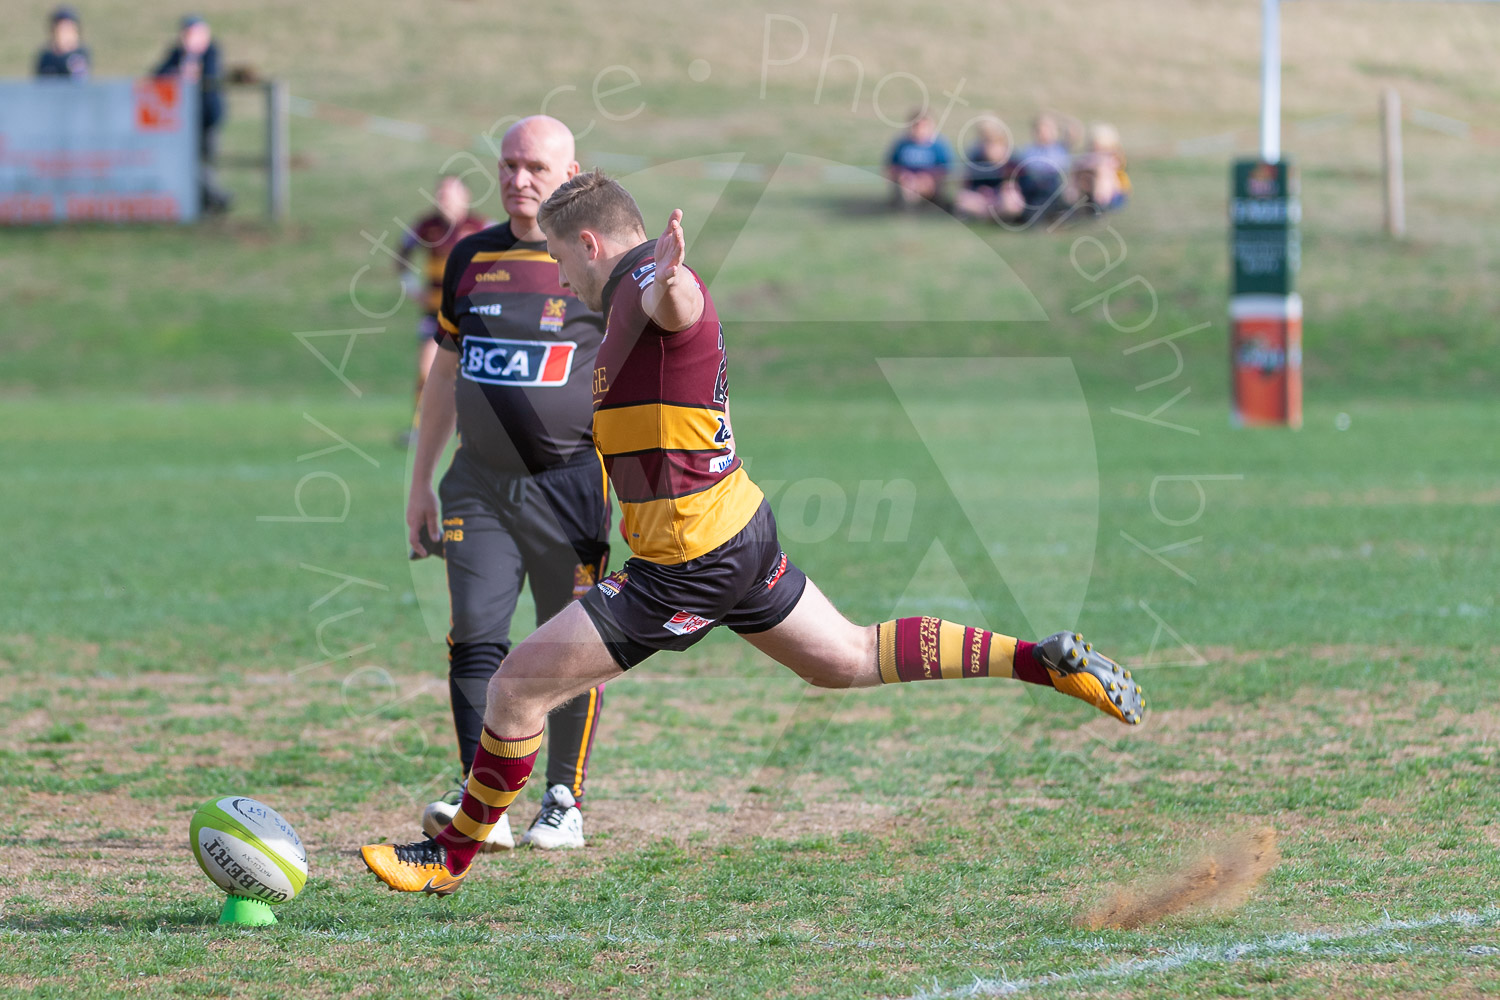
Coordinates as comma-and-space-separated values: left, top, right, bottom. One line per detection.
519, 784, 585, 850
420, 782, 514, 852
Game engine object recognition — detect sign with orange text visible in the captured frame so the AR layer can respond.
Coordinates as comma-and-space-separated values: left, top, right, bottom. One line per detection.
0, 77, 200, 224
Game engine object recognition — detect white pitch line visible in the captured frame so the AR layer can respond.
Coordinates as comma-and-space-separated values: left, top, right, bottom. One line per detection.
896, 906, 1500, 1000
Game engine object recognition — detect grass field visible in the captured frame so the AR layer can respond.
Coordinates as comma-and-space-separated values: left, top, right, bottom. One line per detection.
2, 1, 1498, 997
1, 394, 1496, 998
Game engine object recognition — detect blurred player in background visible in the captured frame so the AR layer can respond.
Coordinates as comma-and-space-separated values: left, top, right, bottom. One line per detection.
35, 6, 90, 79
362, 171, 1148, 895
405, 117, 611, 852
396, 174, 490, 444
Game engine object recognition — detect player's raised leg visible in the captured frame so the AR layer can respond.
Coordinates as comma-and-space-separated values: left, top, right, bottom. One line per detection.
739, 578, 1145, 723
361, 601, 622, 894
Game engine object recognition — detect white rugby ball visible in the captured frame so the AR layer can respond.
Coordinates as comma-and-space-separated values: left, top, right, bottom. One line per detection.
189, 796, 308, 904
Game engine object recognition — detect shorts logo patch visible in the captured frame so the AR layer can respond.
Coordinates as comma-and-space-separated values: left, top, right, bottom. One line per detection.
540, 297, 567, 333
597, 571, 629, 598
663, 611, 713, 636
461, 337, 577, 386
764, 551, 788, 590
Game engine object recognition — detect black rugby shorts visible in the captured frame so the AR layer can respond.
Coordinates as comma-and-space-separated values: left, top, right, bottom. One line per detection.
580, 501, 807, 669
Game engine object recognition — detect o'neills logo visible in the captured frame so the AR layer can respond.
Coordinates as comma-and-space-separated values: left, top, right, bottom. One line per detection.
477, 267, 511, 282
918, 616, 941, 679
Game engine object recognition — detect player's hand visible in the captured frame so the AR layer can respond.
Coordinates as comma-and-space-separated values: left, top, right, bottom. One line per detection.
652, 209, 687, 282
641, 209, 703, 331
407, 486, 441, 557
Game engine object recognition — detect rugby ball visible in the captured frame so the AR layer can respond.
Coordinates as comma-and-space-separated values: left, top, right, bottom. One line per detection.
189, 796, 308, 905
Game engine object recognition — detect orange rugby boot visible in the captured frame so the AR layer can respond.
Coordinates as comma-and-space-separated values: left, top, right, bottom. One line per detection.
1034, 631, 1145, 725
361, 837, 469, 895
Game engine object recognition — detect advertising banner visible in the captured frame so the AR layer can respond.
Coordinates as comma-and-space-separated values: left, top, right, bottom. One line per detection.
0, 77, 200, 224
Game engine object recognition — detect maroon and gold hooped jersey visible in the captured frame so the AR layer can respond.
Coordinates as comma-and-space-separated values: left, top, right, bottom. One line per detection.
403, 210, 490, 314
593, 243, 764, 565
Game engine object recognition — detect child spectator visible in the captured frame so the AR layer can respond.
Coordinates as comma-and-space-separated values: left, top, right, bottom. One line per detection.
35, 6, 90, 79
153, 15, 230, 213
955, 117, 1024, 224
885, 112, 954, 208
1073, 123, 1131, 212
1014, 112, 1072, 219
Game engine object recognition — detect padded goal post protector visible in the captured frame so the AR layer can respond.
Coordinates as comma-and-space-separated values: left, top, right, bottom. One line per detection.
1230, 294, 1302, 429
1230, 159, 1301, 428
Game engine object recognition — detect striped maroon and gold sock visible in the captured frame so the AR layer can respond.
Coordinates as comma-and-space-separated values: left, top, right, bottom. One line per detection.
434, 726, 542, 874
875, 617, 1054, 687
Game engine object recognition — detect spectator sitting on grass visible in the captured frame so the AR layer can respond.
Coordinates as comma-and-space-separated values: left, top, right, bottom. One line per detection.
35, 6, 90, 79
1014, 112, 1072, 219
955, 117, 1024, 224
1072, 122, 1131, 212
885, 112, 953, 208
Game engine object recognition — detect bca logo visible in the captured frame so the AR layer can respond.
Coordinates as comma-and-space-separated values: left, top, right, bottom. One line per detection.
461, 337, 576, 386
134, 78, 181, 131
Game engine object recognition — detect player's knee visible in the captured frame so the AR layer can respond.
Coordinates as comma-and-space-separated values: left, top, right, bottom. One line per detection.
484, 672, 542, 731
486, 667, 533, 708
485, 653, 570, 725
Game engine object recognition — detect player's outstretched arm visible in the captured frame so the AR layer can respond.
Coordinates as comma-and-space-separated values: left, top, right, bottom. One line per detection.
640, 208, 703, 332
407, 349, 458, 556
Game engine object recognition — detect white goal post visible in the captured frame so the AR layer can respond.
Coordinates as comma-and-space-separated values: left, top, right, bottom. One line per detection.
1258, 0, 1500, 236
1260, 0, 1500, 161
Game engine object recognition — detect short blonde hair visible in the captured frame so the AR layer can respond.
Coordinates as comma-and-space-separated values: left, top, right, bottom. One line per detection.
1088, 123, 1122, 153
537, 169, 646, 242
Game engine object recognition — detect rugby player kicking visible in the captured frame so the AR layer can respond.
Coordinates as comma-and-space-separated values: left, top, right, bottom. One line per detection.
362, 171, 1146, 895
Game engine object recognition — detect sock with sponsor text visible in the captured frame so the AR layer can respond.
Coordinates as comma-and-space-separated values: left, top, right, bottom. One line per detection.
874, 617, 1055, 688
